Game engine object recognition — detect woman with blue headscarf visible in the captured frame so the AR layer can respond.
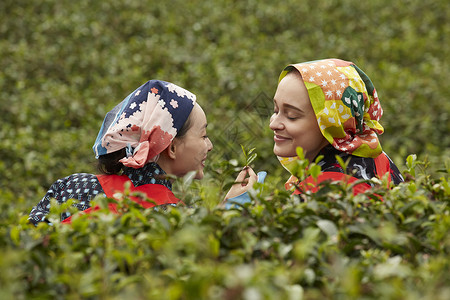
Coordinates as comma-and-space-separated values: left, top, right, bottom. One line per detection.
29, 80, 213, 225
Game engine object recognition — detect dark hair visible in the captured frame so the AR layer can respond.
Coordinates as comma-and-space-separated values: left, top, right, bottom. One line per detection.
97, 148, 127, 175
96, 112, 194, 175
286, 67, 302, 78
174, 111, 192, 139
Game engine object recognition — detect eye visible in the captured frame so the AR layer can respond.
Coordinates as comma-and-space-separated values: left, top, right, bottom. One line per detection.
273, 102, 279, 114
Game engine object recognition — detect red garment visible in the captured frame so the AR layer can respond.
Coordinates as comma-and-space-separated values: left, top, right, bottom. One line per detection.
293, 153, 392, 196
62, 174, 181, 224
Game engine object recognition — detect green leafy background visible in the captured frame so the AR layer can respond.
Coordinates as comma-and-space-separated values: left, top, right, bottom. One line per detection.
1, 0, 449, 298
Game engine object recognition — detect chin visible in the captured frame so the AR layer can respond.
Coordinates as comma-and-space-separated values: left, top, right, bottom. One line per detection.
273, 146, 295, 157
194, 170, 204, 180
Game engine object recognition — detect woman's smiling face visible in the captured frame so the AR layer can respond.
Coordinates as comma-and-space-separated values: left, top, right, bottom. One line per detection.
171, 104, 213, 179
269, 71, 328, 161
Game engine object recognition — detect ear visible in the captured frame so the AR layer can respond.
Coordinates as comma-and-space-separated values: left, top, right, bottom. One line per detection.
166, 139, 181, 160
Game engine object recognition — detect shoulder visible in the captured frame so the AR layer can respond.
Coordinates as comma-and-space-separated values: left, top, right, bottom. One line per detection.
47, 173, 102, 201
317, 147, 346, 173
50, 173, 99, 188
383, 153, 404, 184
318, 147, 377, 181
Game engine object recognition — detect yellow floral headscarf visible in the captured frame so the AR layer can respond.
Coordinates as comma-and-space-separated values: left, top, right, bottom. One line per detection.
277, 58, 385, 176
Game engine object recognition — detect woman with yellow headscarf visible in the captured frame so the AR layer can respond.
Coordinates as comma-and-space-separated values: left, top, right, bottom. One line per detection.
225, 58, 403, 203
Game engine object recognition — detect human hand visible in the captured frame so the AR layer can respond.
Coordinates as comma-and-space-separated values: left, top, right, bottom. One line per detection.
221, 169, 267, 209
224, 166, 258, 200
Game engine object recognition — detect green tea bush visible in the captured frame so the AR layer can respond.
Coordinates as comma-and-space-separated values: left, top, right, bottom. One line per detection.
0, 0, 448, 201
1, 157, 449, 299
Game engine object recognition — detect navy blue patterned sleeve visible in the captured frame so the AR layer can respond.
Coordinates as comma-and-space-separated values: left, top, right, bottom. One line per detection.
28, 173, 104, 225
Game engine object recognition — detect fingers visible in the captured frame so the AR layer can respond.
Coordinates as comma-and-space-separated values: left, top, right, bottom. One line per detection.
235, 166, 255, 182
231, 166, 258, 190
223, 168, 267, 206
246, 167, 257, 187
224, 167, 265, 202
246, 166, 256, 177
235, 166, 249, 182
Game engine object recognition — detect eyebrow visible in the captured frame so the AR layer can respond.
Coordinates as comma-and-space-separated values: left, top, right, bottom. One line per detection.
273, 99, 304, 113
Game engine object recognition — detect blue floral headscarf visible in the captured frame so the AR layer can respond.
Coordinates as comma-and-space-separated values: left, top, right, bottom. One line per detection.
93, 80, 196, 168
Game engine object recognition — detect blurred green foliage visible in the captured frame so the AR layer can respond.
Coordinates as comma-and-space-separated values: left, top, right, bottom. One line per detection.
1, 0, 448, 203
1, 156, 449, 299
0, 1, 449, 297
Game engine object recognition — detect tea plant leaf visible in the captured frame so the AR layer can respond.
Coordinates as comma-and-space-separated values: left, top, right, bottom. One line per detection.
316, 219, 338, 238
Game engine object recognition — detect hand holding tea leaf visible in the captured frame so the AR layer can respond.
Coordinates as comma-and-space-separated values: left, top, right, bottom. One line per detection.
222, 146, 267, 204
224, 166, 258, 200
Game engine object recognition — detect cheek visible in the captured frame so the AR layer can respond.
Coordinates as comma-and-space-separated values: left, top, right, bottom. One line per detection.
193, 140, 207, 157
286, 122, 302, 138
288, 121, 317, 145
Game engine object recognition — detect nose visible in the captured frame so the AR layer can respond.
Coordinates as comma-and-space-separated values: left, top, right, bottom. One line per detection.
269, 113, 284, 131
206, 137, 213, 152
